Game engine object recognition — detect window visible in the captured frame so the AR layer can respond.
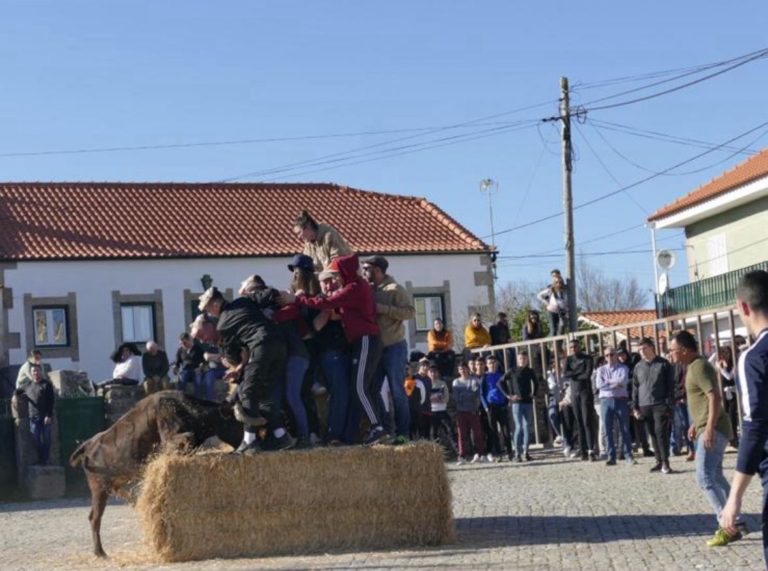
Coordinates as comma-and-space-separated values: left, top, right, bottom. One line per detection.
414, 295, 444, 332
32, 306, 69, 347
707, 234, 728, 277
121, 304, 156, 343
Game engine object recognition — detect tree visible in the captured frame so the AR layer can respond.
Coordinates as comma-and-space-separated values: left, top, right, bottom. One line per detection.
494, 280, 550, 341
575, 257, 650, 311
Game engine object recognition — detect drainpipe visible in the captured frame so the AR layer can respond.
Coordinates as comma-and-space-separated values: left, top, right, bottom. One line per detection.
649, 223, 661, 318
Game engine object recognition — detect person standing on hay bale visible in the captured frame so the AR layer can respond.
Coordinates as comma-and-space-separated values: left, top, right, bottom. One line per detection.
362, 255, 415, 445
294, 210, 353, 272
199, 285, 295, 454
281, 254, 388, 446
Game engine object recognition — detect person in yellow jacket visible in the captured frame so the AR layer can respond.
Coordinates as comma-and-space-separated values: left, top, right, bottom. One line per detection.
427, 318, 456, 378
464, 313, 491, 361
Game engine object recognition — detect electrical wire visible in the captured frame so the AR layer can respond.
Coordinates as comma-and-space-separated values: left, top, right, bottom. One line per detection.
487, 119, 768, 239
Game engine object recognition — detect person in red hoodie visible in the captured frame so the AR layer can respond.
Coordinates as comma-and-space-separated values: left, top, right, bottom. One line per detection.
282, 254, 387, 446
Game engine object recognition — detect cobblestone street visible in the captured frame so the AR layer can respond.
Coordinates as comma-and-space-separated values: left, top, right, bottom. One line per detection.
1, 448, 764, 570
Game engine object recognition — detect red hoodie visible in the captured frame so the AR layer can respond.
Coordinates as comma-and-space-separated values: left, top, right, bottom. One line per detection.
296, 254, 379, 343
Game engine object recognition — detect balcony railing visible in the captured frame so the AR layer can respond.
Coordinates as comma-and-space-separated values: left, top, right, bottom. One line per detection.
661, 260, 768, 316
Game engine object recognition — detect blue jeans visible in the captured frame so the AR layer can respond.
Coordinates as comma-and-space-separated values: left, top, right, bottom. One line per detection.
695, 430, 731, 523
548, 396, 562, 439
600, 398, 633, 461
30, 418, 52, 465
511, 402, 533, 455
321, 350, 354, 443
286, 355, 310, 439
202, 366, 225, 401
178, 368, 201, 396
374, 339, 411, 437
670, 402, 693, 454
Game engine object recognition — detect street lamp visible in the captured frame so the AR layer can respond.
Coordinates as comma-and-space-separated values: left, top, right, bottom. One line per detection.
479, 178, 499, 280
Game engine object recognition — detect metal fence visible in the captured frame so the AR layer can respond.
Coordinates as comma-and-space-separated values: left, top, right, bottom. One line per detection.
471, 303, 746, 446
661, 260, 768, 315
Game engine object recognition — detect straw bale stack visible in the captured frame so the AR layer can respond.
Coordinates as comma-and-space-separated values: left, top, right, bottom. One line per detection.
136, 442, 454, 562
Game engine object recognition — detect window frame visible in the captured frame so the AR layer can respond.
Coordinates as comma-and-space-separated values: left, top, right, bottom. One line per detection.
119, 302, 157, 344
413, 294, 445, 333
30, 305, 70, 348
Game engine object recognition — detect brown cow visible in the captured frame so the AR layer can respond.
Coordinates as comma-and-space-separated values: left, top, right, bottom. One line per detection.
69, 390, 242, 558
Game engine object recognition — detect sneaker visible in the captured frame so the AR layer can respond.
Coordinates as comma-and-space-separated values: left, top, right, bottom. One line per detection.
686, 451, 696, 462
266, 432, 296, 452
456, 457, 466, 466
294, 437, 312, 450
643, 449, 655, 458
649, 463, 662, 472
706, 527, 744, 547
661, 463, 671, 474
311, 382, 327, 396
471, 453, 481, 464
310, 433, 323, 446
234, 440, 263, 455
363, 426, 389, 446
589, 452, 598, 462
515, 455, 523, 463
327, 439, 343, 447
569, 450, 580, 459
625, 457, 637, 466
563, 446, 572, 458
606, 458, 617, 466
618, 453, 625, 461
554, 436, 563, 446
391, 435, 410, 446
525, 453, 533, 462
486, 453, 495, 463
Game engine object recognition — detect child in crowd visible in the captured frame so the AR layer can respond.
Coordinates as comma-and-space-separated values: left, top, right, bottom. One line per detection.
428, 363, 450, 439
453, 362, 486, 464
405, 363, 430, 440
481, 355, 513, 461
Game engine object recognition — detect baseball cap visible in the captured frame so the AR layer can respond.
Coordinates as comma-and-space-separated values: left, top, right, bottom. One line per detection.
288, 254, 314, 272
361, 255, 389, 273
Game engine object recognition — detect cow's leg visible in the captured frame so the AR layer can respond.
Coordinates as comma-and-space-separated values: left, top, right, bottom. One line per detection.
87, 477, 109, 558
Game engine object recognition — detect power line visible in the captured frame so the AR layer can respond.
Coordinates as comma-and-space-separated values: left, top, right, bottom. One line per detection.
579, 48, 768, 112
589, 121, 768, 177
218, 99, 558, 182
589, 119, 760, 155
487, 119, 768, 239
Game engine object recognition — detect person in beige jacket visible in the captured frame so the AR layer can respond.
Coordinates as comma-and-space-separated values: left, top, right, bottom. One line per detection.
293, 210, 352, 271
362, 255, 415, 443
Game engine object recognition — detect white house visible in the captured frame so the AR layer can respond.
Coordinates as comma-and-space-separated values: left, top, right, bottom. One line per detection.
0, 182, 494, 383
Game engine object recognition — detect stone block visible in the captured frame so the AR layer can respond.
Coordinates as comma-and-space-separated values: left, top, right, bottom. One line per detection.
49, 370, 93, 398
25, 465, 65, 499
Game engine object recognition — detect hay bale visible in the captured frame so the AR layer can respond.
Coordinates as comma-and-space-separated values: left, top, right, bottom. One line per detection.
136, 442, 454, 562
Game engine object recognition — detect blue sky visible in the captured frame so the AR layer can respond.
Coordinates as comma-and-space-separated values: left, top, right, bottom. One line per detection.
2, 1, 767, 301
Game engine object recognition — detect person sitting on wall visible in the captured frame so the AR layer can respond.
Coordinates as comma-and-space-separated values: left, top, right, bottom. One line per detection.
427, 318, 456, 378
141, 340, 171, 395
98, 342, 142, 386
173, 333, 205, 397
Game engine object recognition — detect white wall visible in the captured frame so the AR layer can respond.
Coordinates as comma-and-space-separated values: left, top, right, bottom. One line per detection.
5, 254, 490, 380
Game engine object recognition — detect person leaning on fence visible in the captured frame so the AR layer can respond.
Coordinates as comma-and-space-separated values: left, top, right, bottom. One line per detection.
427, 318, 456, 378
453, 362, 486, 464
142, 341, 171, 395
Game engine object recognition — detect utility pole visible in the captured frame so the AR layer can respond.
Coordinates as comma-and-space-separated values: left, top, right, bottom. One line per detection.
479, 178, 499, 281
560, 77, 577, 332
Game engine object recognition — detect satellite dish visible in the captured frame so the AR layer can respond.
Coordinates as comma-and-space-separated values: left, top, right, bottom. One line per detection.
658, 273, 669, 295
656, 250, 676, 270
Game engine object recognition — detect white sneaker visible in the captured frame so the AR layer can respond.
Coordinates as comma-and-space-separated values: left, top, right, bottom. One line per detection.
486, 453, 495, 463
309, 433, 322, 446
471, 453, 481, 464
554, 436, 563, 446
456, 457, 466, 466
311, 382, 327, 396
563, 446, 572, 458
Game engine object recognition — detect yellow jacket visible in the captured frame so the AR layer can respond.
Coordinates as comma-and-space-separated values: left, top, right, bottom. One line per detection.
464, 324, 491, 349
428, 329, 454, 353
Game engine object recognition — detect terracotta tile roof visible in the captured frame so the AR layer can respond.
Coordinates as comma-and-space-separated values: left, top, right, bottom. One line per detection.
580, 310, 665, 340
0, 182, 491, 261
648, 148, 768, 222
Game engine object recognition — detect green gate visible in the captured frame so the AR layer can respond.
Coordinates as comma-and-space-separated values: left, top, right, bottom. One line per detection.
56, 397, 105, 493
0, 399, 16, 498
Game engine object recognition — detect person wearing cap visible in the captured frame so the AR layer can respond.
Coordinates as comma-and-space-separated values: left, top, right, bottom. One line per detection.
362, 255, 415, 445
293, 210, 352, 272
199, 285, 294, 454
312, 268, 357, 444
283, 253, 388, 446
632, 337, 675, 474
